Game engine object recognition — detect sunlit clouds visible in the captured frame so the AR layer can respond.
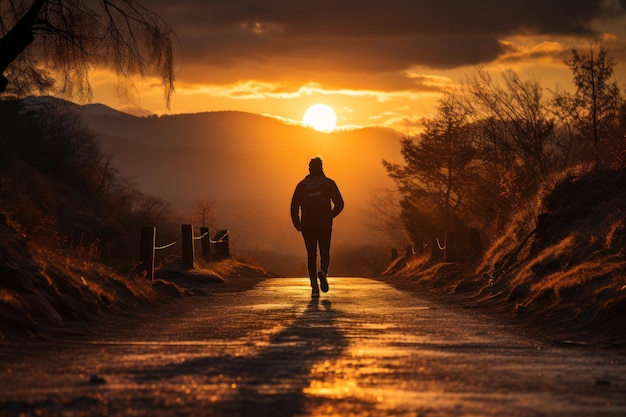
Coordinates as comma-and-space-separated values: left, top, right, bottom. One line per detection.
91, 71, 443, 132
88, 0, 626, 132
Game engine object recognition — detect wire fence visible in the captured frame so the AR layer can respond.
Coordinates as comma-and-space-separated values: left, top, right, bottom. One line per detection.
154, 241, 177, 251
154, 230, 228, 250
139, 225, 230, 280
397, 228, 483, 264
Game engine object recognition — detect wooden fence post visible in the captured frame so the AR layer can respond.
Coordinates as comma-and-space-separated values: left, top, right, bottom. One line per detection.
182, 224, 194, 269
213, 229, 230, 260
200, 227, 211, 261
430, 234, 445, 262
469, 227, 483, 260
446, 232, 458, 262
222, 230, 230, 259
139, 226, 156, 280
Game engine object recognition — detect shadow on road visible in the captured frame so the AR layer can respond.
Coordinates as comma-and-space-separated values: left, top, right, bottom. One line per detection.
131, 297, 348, 416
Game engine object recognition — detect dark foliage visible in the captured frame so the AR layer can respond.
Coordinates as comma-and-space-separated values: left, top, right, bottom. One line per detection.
0, 98, 180, 270
386, 45, 626, 250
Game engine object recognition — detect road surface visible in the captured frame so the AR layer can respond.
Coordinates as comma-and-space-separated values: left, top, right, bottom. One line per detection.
1, 277, 625, 416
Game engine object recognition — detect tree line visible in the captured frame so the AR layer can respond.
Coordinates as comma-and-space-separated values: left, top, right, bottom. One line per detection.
0, 1, 210, 269
0, 97, 224, 269
383, 44, 625, 248
0, 99, 179, 267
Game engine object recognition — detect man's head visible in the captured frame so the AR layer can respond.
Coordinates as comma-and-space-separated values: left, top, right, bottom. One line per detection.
309, 156, 323, 175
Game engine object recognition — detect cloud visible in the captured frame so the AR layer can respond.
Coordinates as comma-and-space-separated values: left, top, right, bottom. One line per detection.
496, 38, 570, 66
151, 0, 626, 75
175, 65, 456, 102
175, 80, 402, 105
90, 1, 626, 132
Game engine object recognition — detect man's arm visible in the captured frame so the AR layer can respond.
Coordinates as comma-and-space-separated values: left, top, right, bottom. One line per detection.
330, 182, 344, 218
290, 185, 302, 231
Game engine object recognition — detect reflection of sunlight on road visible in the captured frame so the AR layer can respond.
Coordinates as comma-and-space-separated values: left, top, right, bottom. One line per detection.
303, 351, 507, 416
297, 280, 434, 412
304, 358, 386, 401
4, 277, 626, 416
293, 277, 515, 415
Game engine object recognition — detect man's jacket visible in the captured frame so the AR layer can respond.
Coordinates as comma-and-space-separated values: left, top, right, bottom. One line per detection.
290, 174, 344, 231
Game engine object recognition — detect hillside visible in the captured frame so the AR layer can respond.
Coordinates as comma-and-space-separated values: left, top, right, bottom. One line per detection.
0, 98, 276, 340
385, 167, 626, 345
0, 208, 273, 340
78, 104, 404, 274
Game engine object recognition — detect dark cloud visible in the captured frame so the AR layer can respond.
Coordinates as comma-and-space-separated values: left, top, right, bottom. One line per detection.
149, 0, 626, 74
186, 32, 504, 71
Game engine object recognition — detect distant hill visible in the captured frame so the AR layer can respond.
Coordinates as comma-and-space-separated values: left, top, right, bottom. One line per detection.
78, 103, 404, 264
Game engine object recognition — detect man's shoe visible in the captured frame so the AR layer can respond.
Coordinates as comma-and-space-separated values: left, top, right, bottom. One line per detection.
318, 271, 329, 293
311, 286, 320, 297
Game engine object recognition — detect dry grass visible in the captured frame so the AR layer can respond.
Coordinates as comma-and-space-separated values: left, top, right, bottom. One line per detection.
387, 166, 626, 345
153, 256, 274, 296
0, 211, 273, 341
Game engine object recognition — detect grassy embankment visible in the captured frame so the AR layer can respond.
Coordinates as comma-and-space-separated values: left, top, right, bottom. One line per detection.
0, 211, 272, 341
384, 166, 626, 346
0, 99, 273, 341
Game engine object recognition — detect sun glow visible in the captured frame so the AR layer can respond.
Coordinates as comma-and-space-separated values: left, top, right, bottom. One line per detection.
303, 104, 337, 132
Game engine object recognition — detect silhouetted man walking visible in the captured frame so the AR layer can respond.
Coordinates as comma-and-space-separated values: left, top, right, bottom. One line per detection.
291, 156, 344, 297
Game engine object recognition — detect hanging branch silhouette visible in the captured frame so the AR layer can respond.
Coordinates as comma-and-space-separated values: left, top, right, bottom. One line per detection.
0, 0, 176, 106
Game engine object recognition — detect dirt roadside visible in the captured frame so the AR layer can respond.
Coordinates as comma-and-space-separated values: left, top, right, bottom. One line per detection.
376, 270, 626, 350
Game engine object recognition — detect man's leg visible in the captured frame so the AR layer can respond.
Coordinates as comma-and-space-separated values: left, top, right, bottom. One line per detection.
318, 224, 332, 275
317, 225, 332, 293
302, 230, 319, 289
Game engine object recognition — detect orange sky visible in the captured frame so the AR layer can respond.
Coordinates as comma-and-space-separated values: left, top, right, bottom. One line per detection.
89, 1, 626, 134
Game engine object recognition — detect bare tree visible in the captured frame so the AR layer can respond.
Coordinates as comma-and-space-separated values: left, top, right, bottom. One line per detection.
463, 68, 561, 186
192, 198, 217, 230
0, 0, 176, 105
552, 43, 623, 165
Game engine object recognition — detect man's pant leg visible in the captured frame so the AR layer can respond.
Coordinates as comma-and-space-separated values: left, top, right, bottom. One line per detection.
318, 224, 332, 275
302, 230, 318, 287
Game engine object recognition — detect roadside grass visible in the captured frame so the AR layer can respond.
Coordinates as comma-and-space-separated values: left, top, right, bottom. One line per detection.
0, 212, 273, 341
386, 166, 626, 345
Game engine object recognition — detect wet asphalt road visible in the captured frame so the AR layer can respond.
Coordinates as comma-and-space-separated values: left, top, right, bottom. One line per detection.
1, 277, 625, 417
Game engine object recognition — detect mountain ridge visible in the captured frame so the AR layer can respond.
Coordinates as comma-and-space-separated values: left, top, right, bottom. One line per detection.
71, 99, 404, 269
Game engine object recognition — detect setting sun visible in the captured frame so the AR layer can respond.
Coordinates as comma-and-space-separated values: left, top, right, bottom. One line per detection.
303, 104, 337, 132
